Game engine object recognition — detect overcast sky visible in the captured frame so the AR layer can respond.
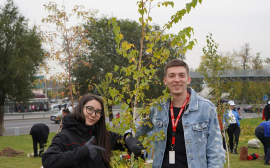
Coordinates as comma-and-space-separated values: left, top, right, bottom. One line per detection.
7, 0, 270, 70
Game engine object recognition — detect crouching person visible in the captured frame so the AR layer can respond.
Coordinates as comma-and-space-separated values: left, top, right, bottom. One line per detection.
30, 123, 50, 157
255, 121, 270, 165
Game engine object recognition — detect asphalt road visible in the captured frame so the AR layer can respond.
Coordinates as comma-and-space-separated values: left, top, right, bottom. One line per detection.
3, 110, 122, 136
3, 118, 60, 136
3, 109, 261, 137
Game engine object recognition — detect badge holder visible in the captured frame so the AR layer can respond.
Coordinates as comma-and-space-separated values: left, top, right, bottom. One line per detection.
169, 144, 175, 164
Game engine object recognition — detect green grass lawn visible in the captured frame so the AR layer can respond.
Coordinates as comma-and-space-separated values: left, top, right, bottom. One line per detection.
0, 118, 267, 168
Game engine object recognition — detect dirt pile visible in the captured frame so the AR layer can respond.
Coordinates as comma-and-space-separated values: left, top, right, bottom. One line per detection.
0, 147, 24, 157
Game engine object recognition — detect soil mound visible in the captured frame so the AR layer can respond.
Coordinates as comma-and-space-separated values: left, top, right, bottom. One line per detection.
0, 147, 24, 157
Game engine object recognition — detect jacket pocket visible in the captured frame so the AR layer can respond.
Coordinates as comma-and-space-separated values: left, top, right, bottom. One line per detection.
153, 118, 163, 128
192, 122, 208, 146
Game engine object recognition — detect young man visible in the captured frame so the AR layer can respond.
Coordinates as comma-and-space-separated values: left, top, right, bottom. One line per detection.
127, 59, 225, 168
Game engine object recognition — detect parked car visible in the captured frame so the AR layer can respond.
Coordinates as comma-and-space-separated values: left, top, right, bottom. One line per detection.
50, 110, 62, 123
243, 105, 263, 113
50, 99, 56, 103
50, 104, 66, 112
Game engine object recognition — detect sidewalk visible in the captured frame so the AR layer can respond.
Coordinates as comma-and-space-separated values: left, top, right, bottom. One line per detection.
4, 112, 55, 120
4, 109, 124, 121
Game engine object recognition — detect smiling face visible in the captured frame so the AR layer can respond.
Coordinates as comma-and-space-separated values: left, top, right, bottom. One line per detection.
164, 66, 191, 96
83, 99, 102, 125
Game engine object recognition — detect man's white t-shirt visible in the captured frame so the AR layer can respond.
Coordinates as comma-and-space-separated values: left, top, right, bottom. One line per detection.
228, 110, 237, 124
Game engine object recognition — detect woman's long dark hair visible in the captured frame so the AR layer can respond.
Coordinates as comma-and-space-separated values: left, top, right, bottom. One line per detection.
73, 94, 111, 167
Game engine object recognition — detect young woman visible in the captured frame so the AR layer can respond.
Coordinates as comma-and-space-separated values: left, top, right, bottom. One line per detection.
42, 94, 142, 168
223, 100, 241, 154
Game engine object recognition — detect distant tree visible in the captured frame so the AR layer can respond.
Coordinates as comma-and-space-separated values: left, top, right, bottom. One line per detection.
0, 0, 45, 136
40, 2, 97, 107
239, 43, 252, 70
197, 33, 225, 102
251, 52, 263, 69
265, 58, 270, 69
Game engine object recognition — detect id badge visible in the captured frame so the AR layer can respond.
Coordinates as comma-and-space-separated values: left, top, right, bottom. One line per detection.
169, 151, 175, 164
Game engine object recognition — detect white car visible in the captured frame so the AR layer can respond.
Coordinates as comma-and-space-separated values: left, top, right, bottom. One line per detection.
50, 99, 56, 103
50, 106, 74, 123
50, 111, 62, 123
50, 104, 66, 112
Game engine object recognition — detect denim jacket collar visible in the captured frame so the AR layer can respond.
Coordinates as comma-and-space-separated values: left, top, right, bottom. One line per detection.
161, 87, 199, 113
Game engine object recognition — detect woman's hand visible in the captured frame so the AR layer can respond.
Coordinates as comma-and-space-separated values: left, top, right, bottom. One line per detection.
125, 136, 144, 155
85, 136, 105, 159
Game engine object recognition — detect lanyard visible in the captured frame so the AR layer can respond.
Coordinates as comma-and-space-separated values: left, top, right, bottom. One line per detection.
170, 92, 190, 149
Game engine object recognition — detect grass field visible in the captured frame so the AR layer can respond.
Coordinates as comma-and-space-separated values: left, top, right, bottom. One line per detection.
0, 117, 268, 168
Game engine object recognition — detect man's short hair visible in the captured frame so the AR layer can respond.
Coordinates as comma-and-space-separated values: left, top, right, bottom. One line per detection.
164, 59, 189, 76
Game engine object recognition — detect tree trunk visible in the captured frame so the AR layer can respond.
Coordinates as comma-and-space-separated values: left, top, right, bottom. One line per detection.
108, 105, 113, 122
0, 102, 4, 136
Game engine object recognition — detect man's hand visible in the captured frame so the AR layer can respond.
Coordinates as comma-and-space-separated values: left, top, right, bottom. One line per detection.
85, 136, 105, 159
125, 136, 144, 155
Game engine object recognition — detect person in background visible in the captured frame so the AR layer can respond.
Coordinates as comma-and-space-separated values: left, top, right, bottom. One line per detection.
30, 123, 50, 157
29, 104, 32, 112
58, 109, 71, 131
116, 112, 120, 119
255, 121, 270, 165
44, 104, 47, 112
62, 108, 70, 117
264, 101, 270, 121
32, 104, 35, 112
14, 103, 18, 112
224, 100, 241, 154
17, 103, 21, 113
42, 94, 143, 168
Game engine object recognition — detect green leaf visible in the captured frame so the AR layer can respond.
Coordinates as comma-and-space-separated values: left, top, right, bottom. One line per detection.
192, 0, 197, 8
138, 9, 144, 15
186, 3, 192, 13
114, 65, 119, 72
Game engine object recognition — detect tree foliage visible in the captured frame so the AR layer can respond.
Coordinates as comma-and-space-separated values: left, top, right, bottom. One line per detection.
0, 0, 45, 136
198, 33, 225, 101
73, 17, 184, 101
40, 2, 97, 106
98, 1, 201, 166
198, 39, 270, 104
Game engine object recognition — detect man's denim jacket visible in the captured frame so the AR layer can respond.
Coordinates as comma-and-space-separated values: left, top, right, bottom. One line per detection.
133, 88, 225, 168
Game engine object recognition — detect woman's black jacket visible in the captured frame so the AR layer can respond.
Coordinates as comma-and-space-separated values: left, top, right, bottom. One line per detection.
42, 114, 126, 168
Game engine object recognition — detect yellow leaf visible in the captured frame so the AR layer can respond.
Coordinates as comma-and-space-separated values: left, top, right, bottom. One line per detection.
146, 48, 152, 53
126, 44, 132, 50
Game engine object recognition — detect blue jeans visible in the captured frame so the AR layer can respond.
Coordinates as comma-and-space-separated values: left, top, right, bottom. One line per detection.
255, 126, 270, 164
